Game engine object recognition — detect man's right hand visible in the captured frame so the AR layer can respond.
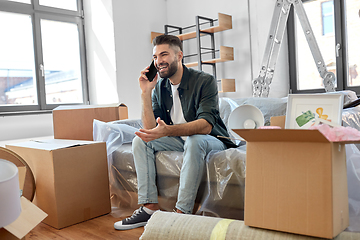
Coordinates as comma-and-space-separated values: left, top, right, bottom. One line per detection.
139, 66, 158, 94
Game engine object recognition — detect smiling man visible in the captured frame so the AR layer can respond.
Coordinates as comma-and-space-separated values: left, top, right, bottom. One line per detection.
114, 35, 236, 231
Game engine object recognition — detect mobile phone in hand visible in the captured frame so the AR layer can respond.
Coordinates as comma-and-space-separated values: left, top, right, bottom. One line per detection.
145, 60, 157, 82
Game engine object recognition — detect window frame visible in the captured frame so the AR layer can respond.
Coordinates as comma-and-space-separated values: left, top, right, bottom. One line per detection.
0, 0, 88, 114
288, 0, 359, 95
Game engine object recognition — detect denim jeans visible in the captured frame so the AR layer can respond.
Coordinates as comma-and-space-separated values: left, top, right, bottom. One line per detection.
132, 134, 227, 214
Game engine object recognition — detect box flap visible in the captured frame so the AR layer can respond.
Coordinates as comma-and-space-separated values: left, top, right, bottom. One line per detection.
232, 129, 330, 143
6, 139, 101, 151
53, 103, 126, 111
4, 196, 47, 239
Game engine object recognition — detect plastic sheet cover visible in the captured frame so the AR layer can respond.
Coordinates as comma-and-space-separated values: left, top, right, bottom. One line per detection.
342, 107, 360, 150
93, 119, 140, 217
346, 144, 360, 232
198, 146, 247, 220
92, 118, 248, 219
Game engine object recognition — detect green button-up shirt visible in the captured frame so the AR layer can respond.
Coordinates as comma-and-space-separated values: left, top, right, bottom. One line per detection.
152, 65, 237, 149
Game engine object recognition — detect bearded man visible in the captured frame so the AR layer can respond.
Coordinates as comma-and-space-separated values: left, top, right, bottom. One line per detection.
114, 34, 236, 230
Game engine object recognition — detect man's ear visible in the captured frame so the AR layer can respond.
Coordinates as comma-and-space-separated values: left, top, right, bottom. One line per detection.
177, 51, 183, 62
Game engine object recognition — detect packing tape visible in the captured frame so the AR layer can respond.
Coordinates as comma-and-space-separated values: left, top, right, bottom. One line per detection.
210, 219, 235, 240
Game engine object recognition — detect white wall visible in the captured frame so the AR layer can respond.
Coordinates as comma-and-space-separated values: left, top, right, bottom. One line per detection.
84, 0, 119, 104
0, 113, 53, 141
112, 0, 167, 119
111, 0, 290, 119
0, 0, 290, 141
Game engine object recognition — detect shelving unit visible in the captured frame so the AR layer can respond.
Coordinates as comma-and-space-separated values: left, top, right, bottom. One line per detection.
185, 46, 234, 68
150, 13, 235, 92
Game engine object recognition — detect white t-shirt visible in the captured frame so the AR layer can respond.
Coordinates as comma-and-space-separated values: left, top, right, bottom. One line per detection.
170, 83, 187, 140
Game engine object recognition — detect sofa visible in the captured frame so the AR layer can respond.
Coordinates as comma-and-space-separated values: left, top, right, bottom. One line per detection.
93, 91, 360, 231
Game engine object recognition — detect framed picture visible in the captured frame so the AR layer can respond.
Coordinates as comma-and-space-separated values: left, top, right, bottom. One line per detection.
285, 94, 344, 129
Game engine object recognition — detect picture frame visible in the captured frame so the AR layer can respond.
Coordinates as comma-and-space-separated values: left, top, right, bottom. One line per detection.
285, 94, 344, 129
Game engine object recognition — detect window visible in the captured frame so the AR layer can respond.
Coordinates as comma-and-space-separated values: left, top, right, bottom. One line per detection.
0, 0, 88, 113
289, 0, 360, 94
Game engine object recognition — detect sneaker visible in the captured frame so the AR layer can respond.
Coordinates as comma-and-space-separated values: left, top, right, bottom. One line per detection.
114, 207, 152, 230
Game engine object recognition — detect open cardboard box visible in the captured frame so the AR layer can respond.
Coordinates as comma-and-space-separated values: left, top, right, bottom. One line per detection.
53, 103, 128, 141
233, 127, 359, 239
6, 139, 111, 229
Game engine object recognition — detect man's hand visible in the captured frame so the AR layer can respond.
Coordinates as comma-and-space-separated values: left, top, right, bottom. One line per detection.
135, 117, 169, 142
139, 65, 158, 94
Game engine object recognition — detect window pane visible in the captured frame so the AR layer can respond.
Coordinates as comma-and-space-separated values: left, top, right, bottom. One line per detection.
39, 0, 77, 11
296, 0, 336, 90
40, 19, 83, 104
0, 11, 37, 106
346, 0, 360, 87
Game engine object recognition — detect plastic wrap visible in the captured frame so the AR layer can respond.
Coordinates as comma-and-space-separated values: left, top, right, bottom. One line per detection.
93, 117, 248, 219
346, 144, 360, 232
198, 146, 247, 220
93, 119, 139, 170
93, 119, 140, 217
342, 106, 360, 150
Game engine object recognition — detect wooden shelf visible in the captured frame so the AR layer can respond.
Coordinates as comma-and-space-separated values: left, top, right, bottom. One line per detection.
185, 46, 234, 68
219, 79, 236, 93
150, 13, 232, 43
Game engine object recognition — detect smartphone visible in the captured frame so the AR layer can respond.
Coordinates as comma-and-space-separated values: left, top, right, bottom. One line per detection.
145, 60, 157, 82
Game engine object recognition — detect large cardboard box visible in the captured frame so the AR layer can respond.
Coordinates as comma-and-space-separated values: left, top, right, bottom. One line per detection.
233, 129, 355, 239
53, 103, 128, 141
6, 139, 111, 229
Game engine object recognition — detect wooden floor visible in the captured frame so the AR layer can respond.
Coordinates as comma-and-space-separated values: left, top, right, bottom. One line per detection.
25, 214, 144, 240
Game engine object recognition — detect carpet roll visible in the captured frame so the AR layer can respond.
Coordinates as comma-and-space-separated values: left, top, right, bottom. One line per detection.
140, 211, 357, 240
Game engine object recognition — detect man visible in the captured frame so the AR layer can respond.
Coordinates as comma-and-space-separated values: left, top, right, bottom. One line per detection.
114, 34, 236, 230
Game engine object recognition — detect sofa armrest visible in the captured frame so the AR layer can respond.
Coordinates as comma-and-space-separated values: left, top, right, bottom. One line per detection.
110, 119, 143, 129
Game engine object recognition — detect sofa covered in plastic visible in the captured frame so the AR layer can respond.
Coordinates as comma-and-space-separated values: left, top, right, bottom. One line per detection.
93, 90, 360, 231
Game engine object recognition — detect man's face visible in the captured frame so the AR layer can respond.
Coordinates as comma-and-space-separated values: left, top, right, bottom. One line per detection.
153, 44, 180, 79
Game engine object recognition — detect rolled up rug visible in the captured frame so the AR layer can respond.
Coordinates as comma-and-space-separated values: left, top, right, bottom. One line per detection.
140, 211, 357, 240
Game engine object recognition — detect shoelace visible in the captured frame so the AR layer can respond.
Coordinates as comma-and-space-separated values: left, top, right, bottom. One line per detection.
124, 208, 142, 221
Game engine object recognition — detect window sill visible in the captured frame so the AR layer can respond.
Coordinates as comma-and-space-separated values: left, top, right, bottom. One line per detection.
0, 110, 53, 117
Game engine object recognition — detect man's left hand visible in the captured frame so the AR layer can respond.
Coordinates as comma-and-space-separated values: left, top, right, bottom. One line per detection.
135, 117, 169, 142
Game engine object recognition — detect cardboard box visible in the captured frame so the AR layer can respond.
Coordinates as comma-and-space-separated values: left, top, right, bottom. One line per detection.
270, 115, 286, 128
233, 129, 355, 239
53, 103, 128, 141
6, 139, 111, 229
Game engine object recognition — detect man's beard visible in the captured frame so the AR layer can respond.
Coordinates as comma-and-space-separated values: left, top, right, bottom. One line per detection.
158, 58, 178, 79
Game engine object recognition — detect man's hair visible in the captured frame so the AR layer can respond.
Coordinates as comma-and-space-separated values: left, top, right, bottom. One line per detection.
152, 34, 183, 52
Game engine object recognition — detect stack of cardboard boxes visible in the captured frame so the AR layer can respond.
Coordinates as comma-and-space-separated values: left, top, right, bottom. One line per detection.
5, 104, 128, 230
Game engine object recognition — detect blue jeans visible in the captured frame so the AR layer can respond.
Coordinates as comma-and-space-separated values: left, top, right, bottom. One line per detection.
132, 134, 227, 214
